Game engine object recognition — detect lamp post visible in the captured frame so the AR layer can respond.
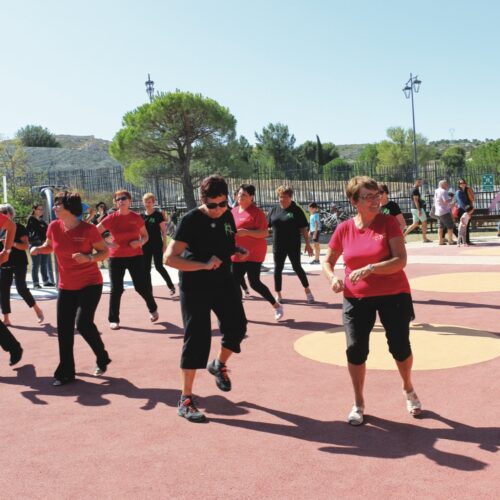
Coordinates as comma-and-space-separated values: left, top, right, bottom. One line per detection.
145, 73, 155, 103
402, 73, 422, 179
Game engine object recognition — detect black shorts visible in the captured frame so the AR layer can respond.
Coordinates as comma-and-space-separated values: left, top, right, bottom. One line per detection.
179, 279, 247, 369
343, 293, 414, 365
310, 232, 320, 243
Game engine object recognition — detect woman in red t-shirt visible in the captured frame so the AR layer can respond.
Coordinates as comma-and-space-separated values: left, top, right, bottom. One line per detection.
323, 176, 421, 426
97, 190, 158, 330
0, 212, 23, 367
30, 191, 111, 386
231, 184, 283, 321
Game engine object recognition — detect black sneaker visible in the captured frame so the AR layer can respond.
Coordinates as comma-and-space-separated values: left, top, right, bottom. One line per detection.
9, 346, 23, 366
33, 284, 42, 289
207, 359, 232, 392
94, 358, 112, 376
177, 396, 207, 422
43, 282, 55, 287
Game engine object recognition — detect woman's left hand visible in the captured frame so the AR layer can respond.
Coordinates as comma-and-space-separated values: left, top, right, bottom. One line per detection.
348, 265, 373, 285
72, 253, 91, 264
129, 239, 142, 249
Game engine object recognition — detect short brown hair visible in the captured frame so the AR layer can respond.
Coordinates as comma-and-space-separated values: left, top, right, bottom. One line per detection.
54, 191, 83, 217
276, 185, 293, 197
377, 182, 389, 194
114, 190, 132, 201
346, 176, 378, 202
199, 175, 228, 202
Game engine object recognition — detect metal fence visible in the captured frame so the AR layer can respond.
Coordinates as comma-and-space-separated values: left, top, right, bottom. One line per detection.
19, 162, 500, 216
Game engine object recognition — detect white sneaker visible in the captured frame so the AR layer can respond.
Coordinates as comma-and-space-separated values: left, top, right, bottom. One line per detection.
275, 295, 283, 304
150, 310, 159, 322
244, 289, 251, 298
404, 389, 422, 416
306, 292, 315, 304
109, 322, 120, 330
274, 304, 284, 321
347, 405, 364, 426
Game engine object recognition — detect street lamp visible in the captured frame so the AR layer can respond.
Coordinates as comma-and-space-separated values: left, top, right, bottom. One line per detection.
145, 73, 155, 103
402, 73, 422, 178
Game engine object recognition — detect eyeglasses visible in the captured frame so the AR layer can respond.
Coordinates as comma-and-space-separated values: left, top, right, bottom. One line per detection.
458, 182, 466, 185
359, 193, 381, 201
206, 201, 228, 209
115, 196, 128, 202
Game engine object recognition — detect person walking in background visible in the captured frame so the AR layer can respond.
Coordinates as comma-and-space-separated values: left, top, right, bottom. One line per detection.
323, 176, 421, 426
378, 183, 407, 233
267, 186, 314, 304
90, 202, 108, 226
231, 184, 283, 321
30, 191, 111, 386
0, 210, 23, 367
0, 204, 44, 326
434, 180, 456, 245
141, 193, 176, 296
455, 178, 475, 245
97, 190, 159, 330
404, 179, 432, 242
165, 175, 248, 423
308, 202, 321, 264
26, 204, 55, 288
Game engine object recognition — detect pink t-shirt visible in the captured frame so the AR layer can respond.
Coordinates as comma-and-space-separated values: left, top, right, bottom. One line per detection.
47, 220, 103, 290
231, 204, 268, 263
101, 210, 145, 258
328, 214, 410, 298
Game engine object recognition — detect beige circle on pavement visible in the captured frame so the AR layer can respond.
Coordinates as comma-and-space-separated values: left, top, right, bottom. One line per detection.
463, 247, 500, 256
409, 272, 500, 293
294, 324, 500, 370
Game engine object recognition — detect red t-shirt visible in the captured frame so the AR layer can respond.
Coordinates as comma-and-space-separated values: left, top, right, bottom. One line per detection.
328, 214, 410, 298
47, 220, 103, 290
231, 204, 268, 263
101, 210, 145, 258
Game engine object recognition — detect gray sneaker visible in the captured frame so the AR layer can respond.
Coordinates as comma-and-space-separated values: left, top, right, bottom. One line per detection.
207, 359, 232, 392
177, 396, 207, 423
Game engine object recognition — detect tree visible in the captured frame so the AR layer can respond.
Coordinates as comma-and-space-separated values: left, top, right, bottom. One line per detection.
376, 127, 435, 175
110, 91, 237, 209
470, 139, 500, 169
323, 157, 352, 180
441, 146, 466, 173
295, 137, 339, 167
358, 144, 378, 168
16, 125, 60, 147
254, 123, 297, 175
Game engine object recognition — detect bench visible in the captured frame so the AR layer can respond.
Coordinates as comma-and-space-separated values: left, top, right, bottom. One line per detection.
470, 208, 500, 229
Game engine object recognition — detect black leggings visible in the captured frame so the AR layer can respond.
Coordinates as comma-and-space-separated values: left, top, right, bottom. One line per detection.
142, 244, 174, 290
232, 262, 276, 305
0, 320, 21, 354
273, 245, 309, 292
0, 265, 36, 314
56, 284, 110, 380
108, 256, 158, 323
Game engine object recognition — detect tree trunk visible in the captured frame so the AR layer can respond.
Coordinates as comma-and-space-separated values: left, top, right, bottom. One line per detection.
181, 159, 197, 209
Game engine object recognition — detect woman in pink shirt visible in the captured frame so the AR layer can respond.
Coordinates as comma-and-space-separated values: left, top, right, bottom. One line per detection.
31, 191, 111, 386
323, 176, 421, 426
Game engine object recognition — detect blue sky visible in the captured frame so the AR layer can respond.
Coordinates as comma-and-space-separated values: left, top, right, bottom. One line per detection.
1, 0, 499, 146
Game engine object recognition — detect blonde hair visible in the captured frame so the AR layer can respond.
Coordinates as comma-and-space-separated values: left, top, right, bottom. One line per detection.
346, 176, 378, 201
276, 185, 294, 197
142, 192, 156, 202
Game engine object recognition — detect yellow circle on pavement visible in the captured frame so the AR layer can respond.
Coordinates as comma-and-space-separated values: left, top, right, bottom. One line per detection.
294, 324, 500, 370
409, 272, 500, 293
463, 247, 500, 256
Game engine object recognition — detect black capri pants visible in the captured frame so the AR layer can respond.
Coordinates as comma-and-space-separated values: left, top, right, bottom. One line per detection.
0, 265, 36, 314
273, 243, 309, 292
232, 261, 276, 305
179, 279, 247, 369
343, 293, 414, 365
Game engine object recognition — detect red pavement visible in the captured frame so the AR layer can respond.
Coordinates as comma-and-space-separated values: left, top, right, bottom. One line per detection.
1, 243, 499, 499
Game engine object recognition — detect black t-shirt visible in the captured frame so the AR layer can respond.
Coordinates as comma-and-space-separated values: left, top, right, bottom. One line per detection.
411, 187, 426, 210
0, 223, 28, 267
142, 210, 165, 249
174, 208, 236, 290
381, 201, 402, 217
26, 216, 48, 246
267, 201, 308, 248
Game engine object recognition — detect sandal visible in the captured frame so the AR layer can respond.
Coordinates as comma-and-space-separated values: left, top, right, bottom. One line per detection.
404, 389, 422, 416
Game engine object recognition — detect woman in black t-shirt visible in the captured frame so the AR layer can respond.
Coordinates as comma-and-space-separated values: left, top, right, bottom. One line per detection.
0, 204, 44, 326
141, 193, 175, 295
267, 186, 314, 304
378, 183, 407, 233
165, 175, 248, 423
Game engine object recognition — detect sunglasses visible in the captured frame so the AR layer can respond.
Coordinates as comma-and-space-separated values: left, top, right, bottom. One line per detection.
115, 196, 129, 202
206, 201, 228, 209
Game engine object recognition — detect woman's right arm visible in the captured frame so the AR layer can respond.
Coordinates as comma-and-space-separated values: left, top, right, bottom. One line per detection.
30, 238, 54, 255
164, 240, 221, 271
323, 247, 344, 293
